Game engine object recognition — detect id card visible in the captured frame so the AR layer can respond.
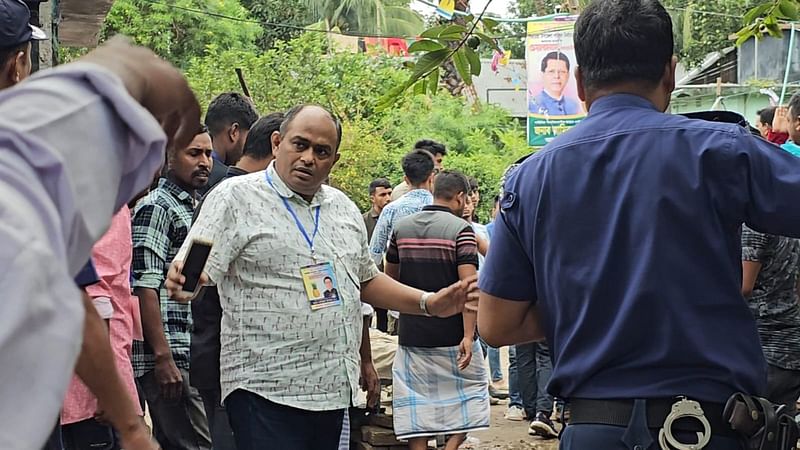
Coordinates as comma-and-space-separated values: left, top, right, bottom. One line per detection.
301, 262, 342, 311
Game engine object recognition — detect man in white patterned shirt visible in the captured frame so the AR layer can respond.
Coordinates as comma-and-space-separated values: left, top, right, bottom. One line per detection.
166, 105, 472, 450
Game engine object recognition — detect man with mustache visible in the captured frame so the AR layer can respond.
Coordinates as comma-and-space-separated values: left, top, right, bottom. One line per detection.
165, 104, 473, 450
132, 129, 213, 450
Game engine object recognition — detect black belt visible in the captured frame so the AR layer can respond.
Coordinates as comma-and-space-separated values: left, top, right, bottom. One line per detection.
570, 398, 738, 438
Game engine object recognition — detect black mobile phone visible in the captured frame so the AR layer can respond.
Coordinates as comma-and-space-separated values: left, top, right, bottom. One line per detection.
181, 239, 213, 294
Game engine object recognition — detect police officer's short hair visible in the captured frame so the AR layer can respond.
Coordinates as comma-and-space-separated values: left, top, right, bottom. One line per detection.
574, 0, 673, 90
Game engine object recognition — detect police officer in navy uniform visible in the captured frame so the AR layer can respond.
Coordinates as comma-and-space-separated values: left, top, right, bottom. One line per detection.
477, 0, 800, 449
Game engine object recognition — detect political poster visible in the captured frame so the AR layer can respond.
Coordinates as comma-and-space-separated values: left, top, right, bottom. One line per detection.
527, 16, 586, 147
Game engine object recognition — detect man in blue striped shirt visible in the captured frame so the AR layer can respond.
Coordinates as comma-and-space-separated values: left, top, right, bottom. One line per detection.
368, 149, 435, 265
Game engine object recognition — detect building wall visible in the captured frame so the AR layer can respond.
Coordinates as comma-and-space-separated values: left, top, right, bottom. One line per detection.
670, 91, 773, 124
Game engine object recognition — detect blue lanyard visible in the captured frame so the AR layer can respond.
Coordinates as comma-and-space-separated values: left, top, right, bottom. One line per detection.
266, 172, 321, 254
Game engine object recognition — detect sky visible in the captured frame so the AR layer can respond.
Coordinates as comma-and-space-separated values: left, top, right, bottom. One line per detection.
410, 0, 516, 19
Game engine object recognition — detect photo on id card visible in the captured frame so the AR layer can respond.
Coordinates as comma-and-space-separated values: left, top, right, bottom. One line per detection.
301, 262, 342, 310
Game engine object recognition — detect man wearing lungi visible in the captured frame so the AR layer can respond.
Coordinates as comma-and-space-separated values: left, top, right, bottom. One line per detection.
385, 169, 490, 450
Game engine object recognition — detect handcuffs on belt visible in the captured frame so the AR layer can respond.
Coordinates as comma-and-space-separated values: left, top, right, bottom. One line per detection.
658, 397, 712, 450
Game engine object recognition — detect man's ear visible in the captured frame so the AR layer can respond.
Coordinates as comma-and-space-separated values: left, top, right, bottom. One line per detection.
575, 66, 586, 102
228, 123, 240, 143
664, 56, 678, 95
270, 131, 281, 156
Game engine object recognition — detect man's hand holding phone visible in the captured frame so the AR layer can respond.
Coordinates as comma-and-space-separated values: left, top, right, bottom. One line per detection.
166, 260, 208, 301
167, 239, 212, 301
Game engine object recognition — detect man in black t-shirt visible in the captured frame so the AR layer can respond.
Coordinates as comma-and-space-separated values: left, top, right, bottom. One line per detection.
384, 170, 489, 449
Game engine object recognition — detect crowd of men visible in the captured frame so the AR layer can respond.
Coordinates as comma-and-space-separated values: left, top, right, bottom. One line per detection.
7, 0, 800, 449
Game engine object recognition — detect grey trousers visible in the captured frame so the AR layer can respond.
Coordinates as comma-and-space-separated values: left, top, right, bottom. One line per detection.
139, 368, 212, 450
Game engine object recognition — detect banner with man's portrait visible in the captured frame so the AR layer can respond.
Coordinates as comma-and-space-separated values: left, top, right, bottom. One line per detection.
527, 16, 586, 147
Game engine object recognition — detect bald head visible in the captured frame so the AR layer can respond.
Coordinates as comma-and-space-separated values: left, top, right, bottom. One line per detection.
271, 104, 343, 201
280, 104, 342, 152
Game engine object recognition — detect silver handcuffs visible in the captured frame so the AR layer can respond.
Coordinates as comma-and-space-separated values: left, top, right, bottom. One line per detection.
658, 397, 712, 450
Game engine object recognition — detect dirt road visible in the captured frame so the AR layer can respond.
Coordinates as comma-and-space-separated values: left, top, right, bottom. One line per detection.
468, 401, 560, 449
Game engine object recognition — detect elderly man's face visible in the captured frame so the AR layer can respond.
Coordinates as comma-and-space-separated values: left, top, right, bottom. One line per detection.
271, 106, 340, 200
543, 59, 569, 98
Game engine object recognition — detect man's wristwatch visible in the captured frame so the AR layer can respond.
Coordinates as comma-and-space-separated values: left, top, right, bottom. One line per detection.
419, 292, 434, 316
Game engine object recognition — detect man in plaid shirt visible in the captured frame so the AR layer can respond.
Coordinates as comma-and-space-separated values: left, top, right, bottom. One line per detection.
132, 129, 214, 450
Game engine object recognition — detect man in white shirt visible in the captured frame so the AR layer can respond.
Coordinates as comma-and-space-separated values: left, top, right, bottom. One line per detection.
167, 104, 473, 450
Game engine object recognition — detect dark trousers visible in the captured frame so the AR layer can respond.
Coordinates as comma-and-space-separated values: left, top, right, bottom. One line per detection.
198, 388, 237, 450
561, 424, 744, 449
509, 342, 554, 417
562, 399, 743, 449
62, 418, 119, 450
42, 422, 62, 450
139, 369, 212, 450
766, 363, 800, 416
226, 389, 344, 450
375, 308, 389, 333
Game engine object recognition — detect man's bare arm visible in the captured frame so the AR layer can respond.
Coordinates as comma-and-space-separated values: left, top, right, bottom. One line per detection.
742, 261, 763, 297
75, 292, 154, 449
360, 273, 474, 318
458, 264, 478, 341
135, 287, 182, 400
477, 292, 545, 347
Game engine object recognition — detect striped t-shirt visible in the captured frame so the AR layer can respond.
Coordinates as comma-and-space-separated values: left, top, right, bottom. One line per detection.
386, 204, 479, 347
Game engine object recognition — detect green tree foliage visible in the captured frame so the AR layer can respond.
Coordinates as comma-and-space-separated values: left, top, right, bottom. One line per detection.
185, 33, 530, 218
663, 0, 760, 67
102, 0, 261, 67
239, 0, 310, 49
303, 0, 424, 35
185, 33, 408, 120
737, 0, 800, 43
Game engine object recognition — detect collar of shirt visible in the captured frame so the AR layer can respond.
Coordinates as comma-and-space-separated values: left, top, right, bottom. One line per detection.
226, 165, 249, 178
588, 93, 659, 115
211, 151, 224, 164
158, 177, 195, 206
401, 188, 433, 203
540, 90, 564, 103
781, 141, 800, 157
368, 208, 380, 219
266, 162, 326, 208
422, 204, 454, 215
